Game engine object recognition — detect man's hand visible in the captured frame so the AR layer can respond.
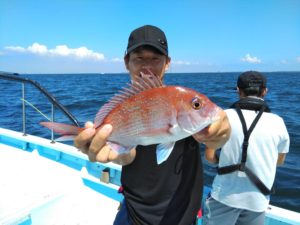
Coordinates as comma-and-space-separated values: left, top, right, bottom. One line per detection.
74, 122, 136, 165
193, 110, 231, 149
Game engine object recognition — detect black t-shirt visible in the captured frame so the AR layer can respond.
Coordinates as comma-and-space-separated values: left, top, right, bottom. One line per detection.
121, 136, 203, 225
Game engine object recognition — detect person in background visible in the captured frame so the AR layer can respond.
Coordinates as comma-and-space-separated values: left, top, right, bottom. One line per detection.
74, 25, 231, 225
203, 71, 290, 225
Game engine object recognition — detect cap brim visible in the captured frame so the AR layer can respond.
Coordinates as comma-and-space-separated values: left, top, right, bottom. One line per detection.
126, 42, 168, 56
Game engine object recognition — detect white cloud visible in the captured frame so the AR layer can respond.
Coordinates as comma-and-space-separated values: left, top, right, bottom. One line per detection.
5, 46, 26, 52
49, 45, 104, 60
241, 54, 261, 64
172, 60, 201, 65
111, 57, 123, 62
28, 43, 48, 54
296, 57, 300, 63
5, 43, 105, 61
172, 60, 191, 65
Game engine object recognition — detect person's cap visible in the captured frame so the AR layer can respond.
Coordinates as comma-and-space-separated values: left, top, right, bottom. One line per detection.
126, 25, 168, 56
237, 71, 267, 89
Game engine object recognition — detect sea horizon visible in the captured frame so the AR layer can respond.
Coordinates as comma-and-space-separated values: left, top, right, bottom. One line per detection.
2, 70, 300, 76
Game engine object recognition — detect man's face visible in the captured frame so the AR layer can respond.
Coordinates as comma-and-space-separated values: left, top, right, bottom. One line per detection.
125, 47, 171, 82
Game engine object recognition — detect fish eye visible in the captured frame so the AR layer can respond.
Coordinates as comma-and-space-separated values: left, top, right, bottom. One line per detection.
192, 97, 202, 110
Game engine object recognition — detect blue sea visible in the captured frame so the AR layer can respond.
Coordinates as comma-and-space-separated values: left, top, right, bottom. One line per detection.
1, 72, 300, 212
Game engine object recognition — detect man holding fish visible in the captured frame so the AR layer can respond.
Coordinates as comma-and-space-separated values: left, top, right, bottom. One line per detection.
74, 25, 231, 225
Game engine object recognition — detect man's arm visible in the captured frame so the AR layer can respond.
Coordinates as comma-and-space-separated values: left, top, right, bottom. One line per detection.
74, 122, 136, 166
205, 147, 219, 164
193, 110, 231, 149
277, 153, 286, 165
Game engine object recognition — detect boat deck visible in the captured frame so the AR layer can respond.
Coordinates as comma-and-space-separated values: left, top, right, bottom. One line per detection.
0, 139, 119, 225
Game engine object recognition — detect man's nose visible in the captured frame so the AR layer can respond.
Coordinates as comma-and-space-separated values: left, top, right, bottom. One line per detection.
141, 64, 152, 69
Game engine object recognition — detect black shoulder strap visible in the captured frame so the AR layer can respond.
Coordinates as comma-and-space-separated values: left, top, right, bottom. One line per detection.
236, 103, 265, 165
218, 103, 274, 195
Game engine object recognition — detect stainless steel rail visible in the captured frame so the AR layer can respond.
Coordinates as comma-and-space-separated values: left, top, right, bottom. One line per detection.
0, 71, 80, 141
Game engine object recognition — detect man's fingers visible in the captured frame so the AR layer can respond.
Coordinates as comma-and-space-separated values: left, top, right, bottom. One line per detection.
95, 145, 114, 163
84, 121, 94, 129
74, 127, 96, 149
88, 151, 97, 162
108, 149, 119, 162
89, 124, 113, 153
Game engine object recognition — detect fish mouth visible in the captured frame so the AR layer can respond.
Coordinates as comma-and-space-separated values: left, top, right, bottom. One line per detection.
202, 106, 222, 130
182, 118, 214, 135
212, 106, 222, 122
195, 106, 223, 133
191, 114, 220, 134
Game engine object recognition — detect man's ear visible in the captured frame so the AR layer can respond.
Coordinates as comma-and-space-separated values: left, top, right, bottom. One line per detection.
165, 64, 169, 71
165, 56, 171, 71
237, 87, 245, 97
262, 88, 268, 97
124, 55, 130, 70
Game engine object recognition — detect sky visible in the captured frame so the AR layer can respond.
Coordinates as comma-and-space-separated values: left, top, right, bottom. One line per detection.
0, 0, 300, 74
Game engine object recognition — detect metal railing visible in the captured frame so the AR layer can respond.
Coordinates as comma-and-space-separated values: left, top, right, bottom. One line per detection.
0, 71, 80, 142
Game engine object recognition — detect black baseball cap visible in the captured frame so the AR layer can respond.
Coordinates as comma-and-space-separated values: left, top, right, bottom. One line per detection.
237, 71, 267, 89
126, 25, 168, 56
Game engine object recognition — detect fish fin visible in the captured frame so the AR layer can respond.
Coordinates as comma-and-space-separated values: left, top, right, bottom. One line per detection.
156, 142, 176, 164
107, 141, 134, 154
94, 75, 164, 128
40, 122, 83, 136
55, 135, 76, 142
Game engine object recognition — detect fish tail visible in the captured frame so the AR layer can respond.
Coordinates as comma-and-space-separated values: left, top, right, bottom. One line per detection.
40, 122, 82, 136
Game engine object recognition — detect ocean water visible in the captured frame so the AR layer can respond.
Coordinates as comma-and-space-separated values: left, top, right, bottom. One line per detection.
1, 72, 299, 212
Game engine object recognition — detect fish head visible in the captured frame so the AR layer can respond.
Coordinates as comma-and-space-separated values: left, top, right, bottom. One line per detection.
175, 87, 222, 134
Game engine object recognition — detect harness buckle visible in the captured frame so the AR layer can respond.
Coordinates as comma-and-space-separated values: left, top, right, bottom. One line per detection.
242, 141, 249, 149
239, 163, 246, 172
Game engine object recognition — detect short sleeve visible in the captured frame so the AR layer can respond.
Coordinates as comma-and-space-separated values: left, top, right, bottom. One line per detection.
278, 118, 290, 154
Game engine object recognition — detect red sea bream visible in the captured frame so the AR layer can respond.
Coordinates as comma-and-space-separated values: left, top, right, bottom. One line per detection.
41, 76, 221, 164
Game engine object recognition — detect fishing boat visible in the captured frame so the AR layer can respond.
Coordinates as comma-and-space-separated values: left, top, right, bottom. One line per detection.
1, 72, 299, 225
